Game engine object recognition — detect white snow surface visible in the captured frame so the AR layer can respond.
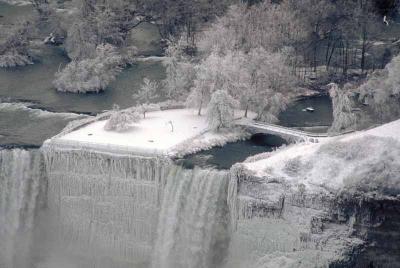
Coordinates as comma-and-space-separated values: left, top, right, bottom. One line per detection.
52, 108, 252, 156
244, 119, 400, 192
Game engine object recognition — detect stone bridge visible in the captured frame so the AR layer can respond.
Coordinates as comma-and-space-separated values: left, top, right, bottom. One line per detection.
235, 119, 328, 143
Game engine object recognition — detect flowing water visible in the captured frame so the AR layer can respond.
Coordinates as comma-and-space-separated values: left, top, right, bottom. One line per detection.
152, 167, 230, 268
0, 149, 45, 268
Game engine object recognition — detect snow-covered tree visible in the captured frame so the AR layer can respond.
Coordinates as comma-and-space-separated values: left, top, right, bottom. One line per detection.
241, 48, 298, 122
133, 78, 160, 118
186, 52, 229, 115
53, 44, 123, 93
206, 90, 238, 131
133, 78, 159, 105
104, 105, 141, 132
329, 83, 358, 133
163, 38, 196, 100
0, 21, 34, 68
357, 54, 400, 122
137, 103, 161, 119
198, 2, 307, 56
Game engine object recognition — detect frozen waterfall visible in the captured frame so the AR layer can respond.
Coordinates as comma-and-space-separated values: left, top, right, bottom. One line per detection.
152, 167, 231, 268
0, 149, 45, 268
40, 143, 233, 268
41, 146, 172, 267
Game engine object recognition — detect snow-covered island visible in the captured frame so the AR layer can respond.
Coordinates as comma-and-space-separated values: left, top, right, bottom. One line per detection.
44, 108, 254, 157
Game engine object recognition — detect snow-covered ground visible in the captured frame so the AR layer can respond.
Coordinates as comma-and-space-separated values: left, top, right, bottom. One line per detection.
244, 119, 400, 193
50, 108, 254, 157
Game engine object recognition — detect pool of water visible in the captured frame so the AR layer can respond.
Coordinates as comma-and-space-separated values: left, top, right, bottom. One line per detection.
279, 95, 333, 127
178, 134, 288, 169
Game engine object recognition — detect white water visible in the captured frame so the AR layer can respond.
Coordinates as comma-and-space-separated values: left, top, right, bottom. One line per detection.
152, 167, 230, 268
0, 149, 45, 268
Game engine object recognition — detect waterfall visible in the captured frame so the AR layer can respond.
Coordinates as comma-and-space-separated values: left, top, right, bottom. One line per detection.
41, 146, 172, 267
152, 167, 231, 268
0, 149, 45, 268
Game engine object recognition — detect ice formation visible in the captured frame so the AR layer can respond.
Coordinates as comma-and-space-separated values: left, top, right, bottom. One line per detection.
152, 167, 230, 268
0, 149, 45, 268
41, 144, 171, 267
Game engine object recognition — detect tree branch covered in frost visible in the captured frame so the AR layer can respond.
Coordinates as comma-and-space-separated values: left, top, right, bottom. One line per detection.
133, 78, 160, 118
0, 21, 35, 68
356, 54, 400, 122
186, 48, 298, 121
329, 83, 358, 133
206, 90, 238, 131
162, 38, 196, 101
104, 105, 141, 132
53, 44, 123, 93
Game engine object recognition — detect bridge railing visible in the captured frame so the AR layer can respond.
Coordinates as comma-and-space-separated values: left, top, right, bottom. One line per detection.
235, 119, 329, 138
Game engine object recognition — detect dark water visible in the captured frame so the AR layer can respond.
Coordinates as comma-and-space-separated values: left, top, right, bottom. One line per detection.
179, 134, 288, 169
0, 46, 165, 114
0, 2, 33, 24
279, 95, 333, 127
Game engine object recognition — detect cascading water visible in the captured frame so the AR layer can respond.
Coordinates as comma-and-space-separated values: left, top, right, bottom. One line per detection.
0, 149, 45, 268
41, 145, 172, 267
39, 142, 233, 268
152, 167, 231, 268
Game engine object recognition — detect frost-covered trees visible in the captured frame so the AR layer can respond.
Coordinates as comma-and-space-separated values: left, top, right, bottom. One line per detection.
241, 48, 297, 122
329, 83, 358, 133
206, 90, 238, 131
198, 2, 306, 58
53, 44, 123, 93
133, 78, 160, 118
188, 1, 300, 122
0, 21, 34, 68
186, 53, 226, 115
357, 54, 400, 122
163, 39, 195, 100
187, 47, 297, 122
104, 105, 141, 132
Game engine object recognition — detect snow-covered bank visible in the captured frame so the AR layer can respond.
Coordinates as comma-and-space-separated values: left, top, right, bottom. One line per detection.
243, 119, 400, 193
227, 119, 400, 268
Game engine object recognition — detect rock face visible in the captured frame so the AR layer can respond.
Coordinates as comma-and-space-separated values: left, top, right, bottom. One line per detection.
226, 164, 400, 268
331, 193, 400, 268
